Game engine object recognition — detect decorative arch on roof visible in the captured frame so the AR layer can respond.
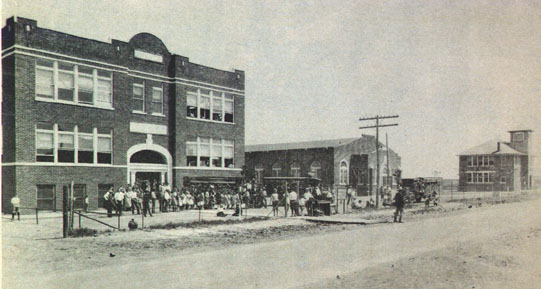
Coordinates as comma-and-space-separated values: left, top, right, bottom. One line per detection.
128, 33, 169, 55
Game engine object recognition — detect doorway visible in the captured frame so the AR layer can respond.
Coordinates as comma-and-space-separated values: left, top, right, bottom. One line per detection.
136, 172, 161, 186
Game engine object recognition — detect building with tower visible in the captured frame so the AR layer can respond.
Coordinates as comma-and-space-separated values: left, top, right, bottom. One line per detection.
458, 130, 534, 192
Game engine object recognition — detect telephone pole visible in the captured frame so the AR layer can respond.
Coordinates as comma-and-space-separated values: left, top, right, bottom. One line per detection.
359, 115, 398, 208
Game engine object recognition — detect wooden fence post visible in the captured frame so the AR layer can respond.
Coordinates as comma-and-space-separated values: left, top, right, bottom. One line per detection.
63, 188, 69, 238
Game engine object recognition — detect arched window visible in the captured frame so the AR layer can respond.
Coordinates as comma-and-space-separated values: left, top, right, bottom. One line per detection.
272, 162, 281, 177
290, 162, 301, 177
310, 161, 321, 179
255, 164, 264, 183
339, 160, 348, 185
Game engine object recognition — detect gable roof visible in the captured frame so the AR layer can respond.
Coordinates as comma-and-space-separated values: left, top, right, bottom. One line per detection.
458, 139, 525, 156
245, 138, 358, 152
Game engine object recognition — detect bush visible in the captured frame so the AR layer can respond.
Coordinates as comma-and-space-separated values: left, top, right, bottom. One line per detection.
68, 227, 98, 238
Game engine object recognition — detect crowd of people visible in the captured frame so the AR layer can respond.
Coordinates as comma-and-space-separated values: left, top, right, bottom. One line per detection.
269, 185, 333, 217
101, 180, 333, 218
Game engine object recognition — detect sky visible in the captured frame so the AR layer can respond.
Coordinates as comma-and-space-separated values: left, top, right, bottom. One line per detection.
3, 0, 540, 178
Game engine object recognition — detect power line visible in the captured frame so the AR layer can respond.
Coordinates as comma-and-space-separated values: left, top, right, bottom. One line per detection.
359, 115, 399, 209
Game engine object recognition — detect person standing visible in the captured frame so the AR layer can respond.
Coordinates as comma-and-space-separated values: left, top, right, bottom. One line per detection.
104, 187, 115, 218
298, 197, 306, 216
261, 188, 268, 208
83, 193, 89, 212
393, 189, 405, 223
142, 183, 152, 217
124, 187, 133, 213
284, 189, 290, 217
270, 189, 280, 217
129, 187, 140, 215
11, 194, 20, 221
288, 189, 298, 216
303, 189, 314, 216
163, 189, 170, 212
114, 187, 125, 216
150, 182, 157, 214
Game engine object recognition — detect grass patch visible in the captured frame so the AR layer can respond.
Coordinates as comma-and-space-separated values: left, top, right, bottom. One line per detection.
148, 216, 270, 230
68, 227, 98, 238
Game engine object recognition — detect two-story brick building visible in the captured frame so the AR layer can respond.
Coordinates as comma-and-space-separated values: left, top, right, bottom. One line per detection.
2, 16, 245, 213
245, 135, 401, 196
458, 130, 533, 192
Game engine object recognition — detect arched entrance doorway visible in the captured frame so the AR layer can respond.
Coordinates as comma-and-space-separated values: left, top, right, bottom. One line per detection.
127, 144, 172, 186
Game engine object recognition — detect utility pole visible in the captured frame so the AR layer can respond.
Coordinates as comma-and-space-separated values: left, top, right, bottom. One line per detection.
386, 133, 390, 189
359, 115, 398, 208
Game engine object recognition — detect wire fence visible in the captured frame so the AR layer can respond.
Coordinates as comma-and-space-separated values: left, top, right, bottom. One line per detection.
439, 188, 539, 202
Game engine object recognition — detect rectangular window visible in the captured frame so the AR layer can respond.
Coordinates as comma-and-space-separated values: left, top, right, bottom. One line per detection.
36, 67, 54, 99
224, 94, 234, 123
467, 173, 473, 183
151, 87, 163, 115
78, 73, 94, 104
199, 90, 211, 120
212, 140, 222, 167
473, 156, 478, 166
488, 156, 494, 166
96, 78, 112, 106
500, 176, 506, 184
78, 133, 94, 163
36, 125, 54, 162
185, 137, 234, 168
186, 88, 235, 123
35, 123, 113, 165
37, 185, 56, 211
467, 156, 473, 167
57, 70, 75, 101
186, 140, 197, 167
35, 60, 113, 108
224, 140, 234, 168
97, 134, 112, 164
199, 138, 210, 167
187, 92, 198, 118
212, 92, 223, 121
57, 124, 75, 163
133, 84, 145, 112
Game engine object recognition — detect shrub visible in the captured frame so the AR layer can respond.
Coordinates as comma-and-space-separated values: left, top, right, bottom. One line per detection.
68, 227, 98, 238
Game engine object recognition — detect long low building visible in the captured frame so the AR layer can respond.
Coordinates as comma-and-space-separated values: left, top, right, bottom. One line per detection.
245, 135, 401, 196
2, 17, 245, 213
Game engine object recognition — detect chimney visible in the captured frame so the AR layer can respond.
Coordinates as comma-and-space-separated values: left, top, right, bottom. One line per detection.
508, 130, 533, 155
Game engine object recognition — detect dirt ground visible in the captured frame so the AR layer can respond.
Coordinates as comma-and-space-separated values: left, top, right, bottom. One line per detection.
2, 191, 539, 288
301, 226, 541, 289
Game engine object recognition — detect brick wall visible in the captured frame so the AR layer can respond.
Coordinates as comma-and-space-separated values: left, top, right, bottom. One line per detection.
245, 148, 335, 185
333, 136, 401, 190
2, 16, 246, 212
458, 155, 518, 192
9, 166, 125, 214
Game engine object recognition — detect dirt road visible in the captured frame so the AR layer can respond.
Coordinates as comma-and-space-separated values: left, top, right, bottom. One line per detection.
8, 197, 539, 289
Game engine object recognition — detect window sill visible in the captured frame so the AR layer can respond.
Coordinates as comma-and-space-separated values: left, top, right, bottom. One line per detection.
27, 162, 116, 167
173, 166, 241, 171
35, 97, 114, 110
186, 117, 236, 125
132, 111, 147, 115
151, 113, 166, 117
